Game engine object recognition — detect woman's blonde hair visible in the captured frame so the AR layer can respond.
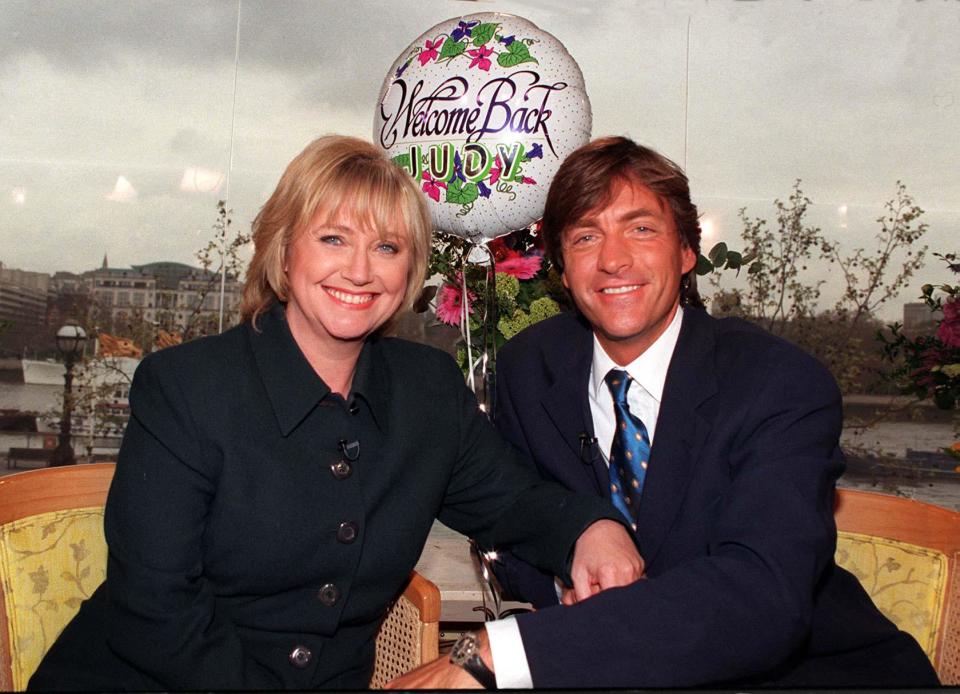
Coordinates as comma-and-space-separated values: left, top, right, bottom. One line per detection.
241, 135, 432, 329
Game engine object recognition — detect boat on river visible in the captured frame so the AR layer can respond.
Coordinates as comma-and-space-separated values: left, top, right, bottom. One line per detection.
20, 356, 139, 441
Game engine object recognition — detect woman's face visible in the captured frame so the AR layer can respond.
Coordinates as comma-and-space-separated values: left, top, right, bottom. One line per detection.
283, 207, 411, 352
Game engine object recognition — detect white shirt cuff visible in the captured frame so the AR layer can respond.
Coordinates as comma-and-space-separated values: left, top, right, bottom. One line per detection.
485, 617, 534, 688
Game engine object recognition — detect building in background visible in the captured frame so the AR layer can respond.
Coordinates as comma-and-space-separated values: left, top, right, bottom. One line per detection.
0, 258, 242, 358
0, 263, 51, 356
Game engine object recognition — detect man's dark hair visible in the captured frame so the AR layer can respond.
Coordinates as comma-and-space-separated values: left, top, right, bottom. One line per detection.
541, 136, 704, 308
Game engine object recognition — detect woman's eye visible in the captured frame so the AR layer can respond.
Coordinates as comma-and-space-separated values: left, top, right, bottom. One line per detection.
319, 235, 344, 245
377, 242, 399, 254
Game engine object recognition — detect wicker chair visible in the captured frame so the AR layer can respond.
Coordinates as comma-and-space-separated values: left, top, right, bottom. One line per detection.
0, 464, 440, 690
834, 487, 960, 684
369, 571, 440, 688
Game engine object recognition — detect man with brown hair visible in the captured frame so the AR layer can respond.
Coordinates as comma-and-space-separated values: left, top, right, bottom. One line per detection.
390, 136, 938, 689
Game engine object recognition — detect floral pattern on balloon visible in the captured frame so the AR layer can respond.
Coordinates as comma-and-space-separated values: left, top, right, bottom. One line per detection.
375, 12, 592, 242
396, 19, 540, 77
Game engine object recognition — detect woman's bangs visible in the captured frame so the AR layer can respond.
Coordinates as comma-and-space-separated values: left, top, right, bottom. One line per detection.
331, 168, 411, 242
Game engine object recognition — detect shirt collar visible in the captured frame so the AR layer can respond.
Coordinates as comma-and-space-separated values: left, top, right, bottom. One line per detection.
349, 336, 390, 431
590, 306, 684, 404
248, 302, 389, 435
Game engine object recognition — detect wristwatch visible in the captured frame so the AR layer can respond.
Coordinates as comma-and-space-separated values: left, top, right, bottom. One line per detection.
450, 632, 497, 689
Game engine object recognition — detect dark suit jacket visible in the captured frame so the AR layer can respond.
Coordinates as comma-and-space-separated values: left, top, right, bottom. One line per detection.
30, 302, 619, 691
494, 307, 938, 688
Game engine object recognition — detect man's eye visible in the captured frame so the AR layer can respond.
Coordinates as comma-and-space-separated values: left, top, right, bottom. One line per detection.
570, 233, 595, 246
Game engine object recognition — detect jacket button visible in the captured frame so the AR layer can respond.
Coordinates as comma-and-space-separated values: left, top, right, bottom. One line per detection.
330, 460, 352, 480
288, 645, 312, 668
337, 521, 358, 544
318, 582, 340, 606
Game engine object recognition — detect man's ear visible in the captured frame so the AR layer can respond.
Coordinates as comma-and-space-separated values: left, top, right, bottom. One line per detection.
680, 245, 697, 275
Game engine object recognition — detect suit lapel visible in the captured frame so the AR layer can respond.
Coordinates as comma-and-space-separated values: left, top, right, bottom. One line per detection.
539, 318, 606, 495
635, 309, 718, 565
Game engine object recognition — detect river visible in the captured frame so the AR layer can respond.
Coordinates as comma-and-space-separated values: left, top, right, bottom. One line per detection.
2, 382, 957, 510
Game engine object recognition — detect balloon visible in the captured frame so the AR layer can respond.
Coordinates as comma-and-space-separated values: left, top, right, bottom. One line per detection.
374, 12, 592, 242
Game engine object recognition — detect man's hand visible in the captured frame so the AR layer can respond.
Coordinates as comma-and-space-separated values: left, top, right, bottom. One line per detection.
385, 629, 491, 689
567, 519, 644, 603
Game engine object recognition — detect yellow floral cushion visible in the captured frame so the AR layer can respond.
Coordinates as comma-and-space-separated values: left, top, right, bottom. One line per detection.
0, 508, 107, 690
836, 530, 947, 659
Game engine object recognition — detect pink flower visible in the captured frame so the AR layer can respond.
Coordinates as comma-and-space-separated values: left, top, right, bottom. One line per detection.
521, 176, 537, 185
497, 254, 543, 280
467, 45, 493, 71
937, 298, 960, 348
489, 156, 502, 185
421, 172, 447, 203
418, 38, 443, 66
436, 282, 474, 325
943, 298, 960, 323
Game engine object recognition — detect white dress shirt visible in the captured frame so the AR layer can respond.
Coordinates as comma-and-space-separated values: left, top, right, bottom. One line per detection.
588, 305, 683, 455
484, 308, 685, 687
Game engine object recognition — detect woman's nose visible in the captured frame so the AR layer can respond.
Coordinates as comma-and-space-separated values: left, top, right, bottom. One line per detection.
342, 247, 372, 284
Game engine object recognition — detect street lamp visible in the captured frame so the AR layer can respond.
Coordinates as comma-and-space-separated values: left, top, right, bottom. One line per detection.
50, 323, 87, 467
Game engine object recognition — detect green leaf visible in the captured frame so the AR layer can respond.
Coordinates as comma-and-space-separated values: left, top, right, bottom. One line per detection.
724, 251, 742, 270
695, 254, 714, 276
440, 39, 467, 60
392, 153, 410, 170
498, 41, 537, 68
471, 23, 496, 46
748, 261, 764, 275
708, 242, 728, 268
446, 179, 479, 205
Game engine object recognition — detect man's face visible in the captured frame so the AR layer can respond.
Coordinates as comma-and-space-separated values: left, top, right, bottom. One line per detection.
560, 177, 696, 365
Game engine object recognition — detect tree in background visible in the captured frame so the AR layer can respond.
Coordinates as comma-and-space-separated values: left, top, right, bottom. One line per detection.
186, 200, 249, 341
704, 181, 929, 394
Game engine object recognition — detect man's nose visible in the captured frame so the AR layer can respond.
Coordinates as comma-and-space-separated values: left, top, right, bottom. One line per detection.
597, 233, 632, 274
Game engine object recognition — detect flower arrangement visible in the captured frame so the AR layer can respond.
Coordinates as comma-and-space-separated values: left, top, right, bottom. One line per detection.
427, 225, 571, 375
881, 252, 960, 411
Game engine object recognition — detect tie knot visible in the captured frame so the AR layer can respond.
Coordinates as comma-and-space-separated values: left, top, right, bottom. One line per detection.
604, 369, 631, 403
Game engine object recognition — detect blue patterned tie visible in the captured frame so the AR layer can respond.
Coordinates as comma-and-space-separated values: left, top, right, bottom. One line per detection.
605, 369, 650, 531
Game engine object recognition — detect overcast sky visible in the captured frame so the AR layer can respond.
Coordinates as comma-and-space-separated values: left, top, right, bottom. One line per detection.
1, 0, 957, 319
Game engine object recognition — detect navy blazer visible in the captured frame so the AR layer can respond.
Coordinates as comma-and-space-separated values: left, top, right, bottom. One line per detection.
493, 308, 938, 688
30, 303, 620, 690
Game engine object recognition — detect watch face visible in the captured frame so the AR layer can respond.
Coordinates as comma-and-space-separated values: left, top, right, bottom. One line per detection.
451, 634, 478, 665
